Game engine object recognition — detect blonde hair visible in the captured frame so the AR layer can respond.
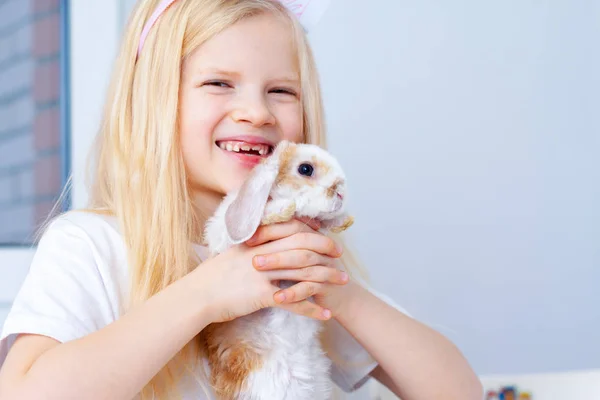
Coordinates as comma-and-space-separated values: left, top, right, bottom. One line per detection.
79, 0, 369, 398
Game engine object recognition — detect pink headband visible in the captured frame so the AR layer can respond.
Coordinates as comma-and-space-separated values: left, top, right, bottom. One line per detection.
136, 0, 332, 60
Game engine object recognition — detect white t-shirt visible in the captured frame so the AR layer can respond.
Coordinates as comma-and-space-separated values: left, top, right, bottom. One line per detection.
0, 211, 407, 398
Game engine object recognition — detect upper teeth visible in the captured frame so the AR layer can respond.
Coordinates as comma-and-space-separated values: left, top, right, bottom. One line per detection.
218, 141, 270, 155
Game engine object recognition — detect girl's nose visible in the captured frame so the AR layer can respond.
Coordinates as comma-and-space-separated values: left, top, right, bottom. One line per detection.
230, 94, 276, 127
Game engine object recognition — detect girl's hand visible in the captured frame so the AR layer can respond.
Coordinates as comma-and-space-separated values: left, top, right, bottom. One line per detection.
193, 218, 348, 324
245, 218, 352, 317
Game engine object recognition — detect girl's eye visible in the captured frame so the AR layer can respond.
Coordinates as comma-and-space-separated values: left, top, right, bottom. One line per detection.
270, 88, 297, 96
203, 81, 231, 88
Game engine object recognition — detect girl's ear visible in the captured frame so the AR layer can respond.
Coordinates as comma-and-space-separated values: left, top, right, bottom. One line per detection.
224, 141, 293, 243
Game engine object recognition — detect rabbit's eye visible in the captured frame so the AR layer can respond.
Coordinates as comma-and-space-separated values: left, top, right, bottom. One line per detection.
298, 163, 314, 177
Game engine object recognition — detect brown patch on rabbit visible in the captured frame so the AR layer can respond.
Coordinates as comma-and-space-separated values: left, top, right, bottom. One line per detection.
204, 324, 263, 399
312, 156, 331, 176
276, 143, 318, 189
330, 215, 355, 233
326, 178, 343, 198
277, 141, 296, 175
262, 202, 296, 224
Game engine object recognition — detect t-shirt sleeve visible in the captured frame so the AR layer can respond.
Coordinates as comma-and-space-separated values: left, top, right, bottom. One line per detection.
324, 282, 411, 393
0, 215, 116, 367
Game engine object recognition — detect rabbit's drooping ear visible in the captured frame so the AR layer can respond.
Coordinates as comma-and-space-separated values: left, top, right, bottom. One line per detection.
224, 141, 294, 243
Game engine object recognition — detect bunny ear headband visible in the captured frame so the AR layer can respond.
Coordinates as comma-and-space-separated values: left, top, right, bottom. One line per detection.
137, 0, 332, 59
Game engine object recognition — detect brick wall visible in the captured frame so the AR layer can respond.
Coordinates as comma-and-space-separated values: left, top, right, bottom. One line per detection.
0, 0, 62, 244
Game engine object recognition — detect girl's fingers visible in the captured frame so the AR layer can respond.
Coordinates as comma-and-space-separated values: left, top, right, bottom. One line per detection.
253, 249, 334, 270
246, 218, 319, 246
266, 265, 349, 285
276, 299, 332, 321
297, 216, 321, 231
273, 281, 324, 304
260, 231, 342, 259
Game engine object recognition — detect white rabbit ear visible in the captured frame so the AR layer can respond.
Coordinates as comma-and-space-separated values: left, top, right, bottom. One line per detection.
279, 0, 332, 32
224, 141, 293, 243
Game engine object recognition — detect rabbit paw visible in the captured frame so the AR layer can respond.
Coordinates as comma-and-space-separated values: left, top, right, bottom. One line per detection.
261, 200, 296, 225
210, 345, 262, 399
325, 215, 355, 233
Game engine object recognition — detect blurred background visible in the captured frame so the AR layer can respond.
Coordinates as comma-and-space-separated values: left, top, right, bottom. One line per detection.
0, 1, 598, 399
0, 0, 66, 245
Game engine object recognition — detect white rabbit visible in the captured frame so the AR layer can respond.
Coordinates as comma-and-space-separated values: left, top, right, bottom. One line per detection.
202, 140, 354, 400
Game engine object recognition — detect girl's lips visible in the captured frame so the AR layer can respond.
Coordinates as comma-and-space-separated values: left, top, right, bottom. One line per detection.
227, 151, 265, 168
216, 142, 268, 169
216, 140, 272, 156
215, 136, 275, 169
215, 135, 275, 147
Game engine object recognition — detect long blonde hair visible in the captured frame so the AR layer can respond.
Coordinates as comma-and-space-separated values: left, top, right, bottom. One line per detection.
82, 0, 368, 398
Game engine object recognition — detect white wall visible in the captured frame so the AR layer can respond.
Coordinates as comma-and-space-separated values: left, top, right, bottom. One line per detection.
69, 0, 120, 209
308, 0, 599, 376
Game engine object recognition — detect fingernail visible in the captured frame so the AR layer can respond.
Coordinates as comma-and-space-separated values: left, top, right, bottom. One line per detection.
335, 243, 343, 256
322, 309, 332, 319
254, 256, 266, 268
275, 292, 286, 303
340, 272, 348, 282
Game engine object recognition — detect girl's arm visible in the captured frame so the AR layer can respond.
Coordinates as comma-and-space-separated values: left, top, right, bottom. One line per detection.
0, 273, 213, 400
0, 219, 344, 400
333, 281, 484, 400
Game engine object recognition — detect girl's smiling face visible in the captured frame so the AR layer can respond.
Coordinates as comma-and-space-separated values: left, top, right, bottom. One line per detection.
179, 12, 303, 209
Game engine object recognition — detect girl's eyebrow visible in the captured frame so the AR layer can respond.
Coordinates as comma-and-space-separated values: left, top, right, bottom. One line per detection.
271, 77, 300, 84
194, 67, 300, 85
196, 68, 241, 79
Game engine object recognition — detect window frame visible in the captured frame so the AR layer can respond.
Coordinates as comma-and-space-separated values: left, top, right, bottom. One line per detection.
0, 0, 122, 311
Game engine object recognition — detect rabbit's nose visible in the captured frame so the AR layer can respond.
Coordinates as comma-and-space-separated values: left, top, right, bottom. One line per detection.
328, 179, 344, 197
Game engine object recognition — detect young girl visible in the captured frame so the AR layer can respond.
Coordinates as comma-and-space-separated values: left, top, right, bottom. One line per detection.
0, 1, 482, 399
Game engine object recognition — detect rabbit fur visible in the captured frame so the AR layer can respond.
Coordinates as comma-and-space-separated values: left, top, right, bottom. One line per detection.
202, 140, 354, 400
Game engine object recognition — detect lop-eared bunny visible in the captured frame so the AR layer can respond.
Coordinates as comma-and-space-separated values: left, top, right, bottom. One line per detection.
202, 140, 354, 400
